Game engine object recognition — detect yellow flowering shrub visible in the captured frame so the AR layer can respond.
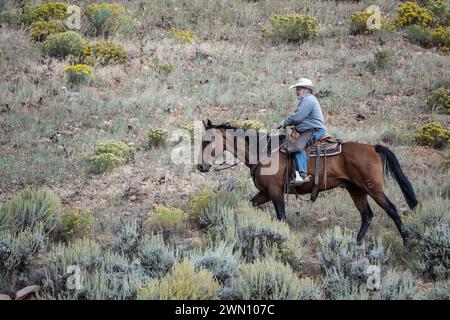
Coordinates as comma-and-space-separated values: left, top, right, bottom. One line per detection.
28, 20, 65, 41
147, 128, 168, 147
64, 64, 94, 84
137, 259, 220, 300
230, 119, 265, 131
154, 57, 176, 74
394, 2, 432, 27
165, 28, 200, 44
427, 87, 450, 113
415, 122, 450, 149
82, 41, 127, 65
349, 11, 390, 35
42, 31, 86, 59
89, 141, 135, 174
187, 189, 216, 220
147, 205, 188, 230
262, 14, 319, 43
56, 208, 92, 239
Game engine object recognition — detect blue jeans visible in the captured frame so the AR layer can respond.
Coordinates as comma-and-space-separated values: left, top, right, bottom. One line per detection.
294, 128, 326, 173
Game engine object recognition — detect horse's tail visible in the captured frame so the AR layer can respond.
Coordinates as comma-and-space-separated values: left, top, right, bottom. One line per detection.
375, 145, 418, 209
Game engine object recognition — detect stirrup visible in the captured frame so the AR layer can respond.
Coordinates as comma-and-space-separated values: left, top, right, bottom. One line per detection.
293, 171, 310, 186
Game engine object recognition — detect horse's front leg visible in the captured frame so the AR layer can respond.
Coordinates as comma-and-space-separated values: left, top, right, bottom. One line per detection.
250, 190, 270, 207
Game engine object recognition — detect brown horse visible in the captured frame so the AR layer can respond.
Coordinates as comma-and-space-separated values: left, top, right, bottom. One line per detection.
196, 119, 418, 246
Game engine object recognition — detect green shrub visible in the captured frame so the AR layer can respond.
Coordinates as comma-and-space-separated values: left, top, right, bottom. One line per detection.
0, 187, 60, 234
112, 220, 140, 256
146, 205, 187, 230
31, 2, 69, 22
417, 224, 450, 280
0, 10, 21, 26
165, 28, 199, 44
403, 199, 449, 241
262, 14, 319, 43
431, 26, 450, 51
0, 228, 46, 295
56, 208, 92, 240
89, 141, 134, 174
187, 189, 216, 221
234, 257, 301, 300
366, 49, 392, 74
193, 241, 240, 284
406, 24, 433, 47
443, 150, 450, 168
28, 20, 66, 41
427, 87, 450, 113
414, 122, 450, 149
394, 1, 432, 27
137, 234, 177, 278
137, 259, 220, 300
229, 119, 265, 131
64, 64, 94, 85
84, 3, 137, 39
426, 0, 450, 27
427, 280, 450, 300
82, 41, 127, 65
42, 31, 86, 59
298, 277, 323, 300
322, 268, 371, 300
147, 128, 168, 147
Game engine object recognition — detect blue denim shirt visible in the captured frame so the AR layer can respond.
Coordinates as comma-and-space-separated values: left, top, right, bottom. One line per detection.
282, 93, 326, 132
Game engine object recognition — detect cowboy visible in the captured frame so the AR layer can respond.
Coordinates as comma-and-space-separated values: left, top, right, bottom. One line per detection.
280, 78, 327, 185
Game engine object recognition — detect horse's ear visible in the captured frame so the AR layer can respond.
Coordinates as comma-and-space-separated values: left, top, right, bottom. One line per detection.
202, 119, 213, 129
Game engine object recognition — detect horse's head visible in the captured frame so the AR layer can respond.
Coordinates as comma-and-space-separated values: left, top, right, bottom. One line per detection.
197, 119, 227, 172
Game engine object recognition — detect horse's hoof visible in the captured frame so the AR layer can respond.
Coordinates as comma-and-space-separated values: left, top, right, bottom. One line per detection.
403, 237, 412, 250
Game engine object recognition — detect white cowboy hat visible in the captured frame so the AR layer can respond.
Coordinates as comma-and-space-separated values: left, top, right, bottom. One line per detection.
289, 78, 315, 91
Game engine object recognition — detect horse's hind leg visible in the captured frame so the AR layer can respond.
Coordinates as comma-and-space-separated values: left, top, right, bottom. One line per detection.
268, 187, 286, 220
250, 190, 270, 207
347, 185, 374, 244
369, 191, 410, 247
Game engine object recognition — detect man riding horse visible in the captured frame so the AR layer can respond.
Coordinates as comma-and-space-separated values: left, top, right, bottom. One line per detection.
279, 78, 326, 186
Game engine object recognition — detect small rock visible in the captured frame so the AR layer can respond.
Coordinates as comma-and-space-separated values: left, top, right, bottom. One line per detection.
129, 195, 137, 201
15, 285, 39, 300
316, 217, 329, 224
0, 294, 12, 300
